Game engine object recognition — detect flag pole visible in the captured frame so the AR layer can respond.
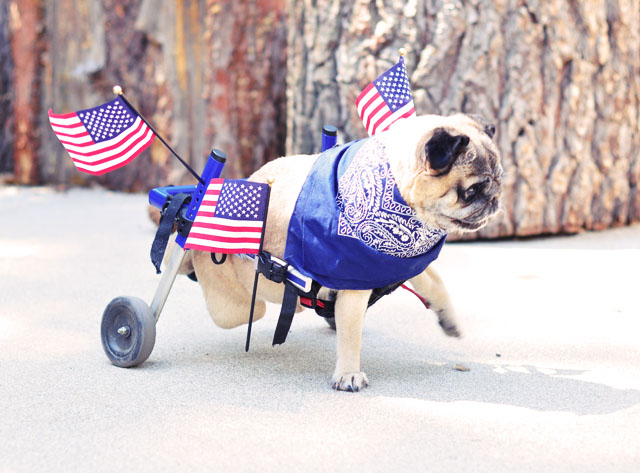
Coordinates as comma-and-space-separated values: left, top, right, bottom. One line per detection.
112, 85, 204, 185
245, 176, 274, 352
398, 47, 407, 65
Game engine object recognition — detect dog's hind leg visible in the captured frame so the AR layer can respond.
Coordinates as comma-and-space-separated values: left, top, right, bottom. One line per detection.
332, 289, 372, 392
409, 266, 461, 337
191, 250, 266, 329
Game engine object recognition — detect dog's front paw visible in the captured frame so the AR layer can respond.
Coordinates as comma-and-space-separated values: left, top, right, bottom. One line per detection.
438, 317, 461, 338
332, 372, 369, 392
436, 309, 462, 338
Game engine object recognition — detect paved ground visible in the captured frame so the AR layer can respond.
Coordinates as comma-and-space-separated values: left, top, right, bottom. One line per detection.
1, 186, 640, 473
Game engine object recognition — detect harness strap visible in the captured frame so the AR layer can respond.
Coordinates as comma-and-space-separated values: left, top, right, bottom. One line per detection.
150, 192, 191, 274
272, 282, 299, 346
249, 251, 299, 346
400, 283, 430, 309
239, 252, 423, 346
368, 281, 406, 307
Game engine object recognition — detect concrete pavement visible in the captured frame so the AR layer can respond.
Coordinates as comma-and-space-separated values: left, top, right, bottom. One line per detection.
1, 186, 639, 472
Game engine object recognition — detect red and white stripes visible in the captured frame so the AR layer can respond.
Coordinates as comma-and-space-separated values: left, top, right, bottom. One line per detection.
48, 110, 154, 175
184, 179, 264, 254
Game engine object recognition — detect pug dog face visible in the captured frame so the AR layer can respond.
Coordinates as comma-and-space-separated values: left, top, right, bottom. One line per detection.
389, 114, 503, 233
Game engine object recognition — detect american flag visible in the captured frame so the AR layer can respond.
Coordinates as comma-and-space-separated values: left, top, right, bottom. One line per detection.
48, 97, 155, 175
355, 56, 416, 136
184, 178, 269, 254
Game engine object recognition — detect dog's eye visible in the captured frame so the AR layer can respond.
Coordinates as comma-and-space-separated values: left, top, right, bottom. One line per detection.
464, 186, 477, 202
463, 182, 484, 203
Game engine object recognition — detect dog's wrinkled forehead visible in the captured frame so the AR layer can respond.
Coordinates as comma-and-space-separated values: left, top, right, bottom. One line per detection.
412, 114, 501, 177
440, 113, 497, 145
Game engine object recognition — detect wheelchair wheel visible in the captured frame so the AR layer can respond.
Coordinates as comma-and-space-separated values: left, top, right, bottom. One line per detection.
101, 296, 156, 367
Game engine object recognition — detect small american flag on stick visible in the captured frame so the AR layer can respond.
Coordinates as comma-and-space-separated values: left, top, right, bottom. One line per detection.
48, 96, 155, 175
184, 178, 269, 254
356, 55, 416, 136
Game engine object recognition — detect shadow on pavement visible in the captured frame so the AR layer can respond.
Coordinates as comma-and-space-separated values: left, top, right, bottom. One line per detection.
123, 323, 640, 416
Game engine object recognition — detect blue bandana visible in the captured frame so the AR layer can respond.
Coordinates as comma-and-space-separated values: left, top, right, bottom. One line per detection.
284, 136, 447, 290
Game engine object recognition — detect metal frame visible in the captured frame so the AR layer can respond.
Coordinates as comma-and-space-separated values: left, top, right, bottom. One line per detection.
146, 149, 227, 322
102, 125, 340, 367
149, 243, 187, 321
144, 128, 337, 325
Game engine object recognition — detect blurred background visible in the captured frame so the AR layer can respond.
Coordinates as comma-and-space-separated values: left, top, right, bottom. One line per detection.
0, 0, 639, 239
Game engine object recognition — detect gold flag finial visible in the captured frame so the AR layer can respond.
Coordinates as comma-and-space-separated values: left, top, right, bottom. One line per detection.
398, 48, 407, 57
113, 85, 123, 96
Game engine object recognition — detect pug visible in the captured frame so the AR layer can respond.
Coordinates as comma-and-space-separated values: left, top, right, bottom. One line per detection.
176, 113, 502, 392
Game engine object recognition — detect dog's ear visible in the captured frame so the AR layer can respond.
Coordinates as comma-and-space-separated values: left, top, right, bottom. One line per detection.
425, 128, 470, 172
484, 123, 496, 139
468, 114, 496, 138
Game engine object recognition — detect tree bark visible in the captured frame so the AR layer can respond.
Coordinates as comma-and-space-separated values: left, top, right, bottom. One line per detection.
202, 0, 287, 179
4, 0, 640, 238
286, 0, 640, 238
39, 0, 182, 189
0, 2, 13, 177
37, 0, 286, 190
9, 0, 43, 184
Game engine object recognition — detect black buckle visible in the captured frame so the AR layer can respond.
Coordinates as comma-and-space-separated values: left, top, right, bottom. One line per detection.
151, 192, 191, 274
175, 209, 194, 237
256, 251, 288, 283
159, 193, 194, 237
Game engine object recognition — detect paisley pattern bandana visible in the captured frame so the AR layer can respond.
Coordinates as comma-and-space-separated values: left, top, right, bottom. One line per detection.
336, 137, 446, 258
284, 136, 447, 290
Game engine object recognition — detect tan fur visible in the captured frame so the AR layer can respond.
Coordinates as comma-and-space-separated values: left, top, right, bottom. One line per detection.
173, 114, 503, 391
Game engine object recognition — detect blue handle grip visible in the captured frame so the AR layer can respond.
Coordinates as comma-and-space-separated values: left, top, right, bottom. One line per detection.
321, 125, 338, 152
149, 185, 197, 210
148, 149, 227, 248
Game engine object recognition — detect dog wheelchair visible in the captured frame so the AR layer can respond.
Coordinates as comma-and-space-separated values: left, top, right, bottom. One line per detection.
100, 126, 431, 368
99, 127, 342, 367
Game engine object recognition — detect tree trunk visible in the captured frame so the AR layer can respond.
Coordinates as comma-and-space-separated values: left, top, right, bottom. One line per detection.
286, 0, 640, 238
37, 0, 286, 190
39, 0, 190, 189
4, 0, 640, 238
9, 0, 43, 184
201, 0, 287, 179
0, 2, 13, 177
